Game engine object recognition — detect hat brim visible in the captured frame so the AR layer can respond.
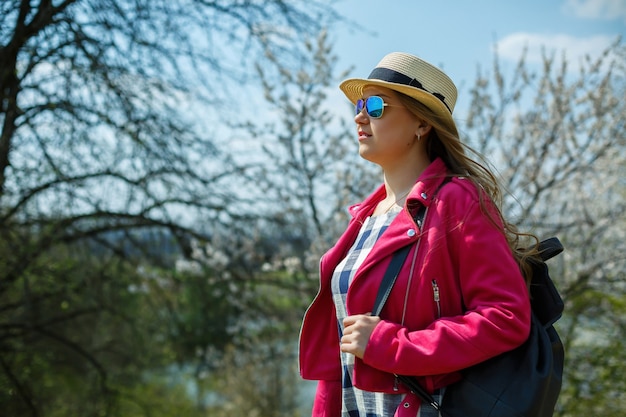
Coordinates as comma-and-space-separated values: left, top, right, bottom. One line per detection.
339, 78, 458, 136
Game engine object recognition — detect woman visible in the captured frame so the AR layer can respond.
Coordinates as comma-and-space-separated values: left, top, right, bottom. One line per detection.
299, 52, 535, 417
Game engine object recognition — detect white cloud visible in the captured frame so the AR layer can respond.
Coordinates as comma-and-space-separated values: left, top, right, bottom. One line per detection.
562, 0, 626, 22
494, 32, 617, 70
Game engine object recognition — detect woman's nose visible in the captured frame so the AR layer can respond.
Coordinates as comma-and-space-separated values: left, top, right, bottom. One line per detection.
354, 109, 369, 124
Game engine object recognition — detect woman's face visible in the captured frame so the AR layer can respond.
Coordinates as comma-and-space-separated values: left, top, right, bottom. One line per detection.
354, 86, 424, 168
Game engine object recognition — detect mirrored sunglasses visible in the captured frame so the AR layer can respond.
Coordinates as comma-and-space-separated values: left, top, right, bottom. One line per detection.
355, 95, 389, 118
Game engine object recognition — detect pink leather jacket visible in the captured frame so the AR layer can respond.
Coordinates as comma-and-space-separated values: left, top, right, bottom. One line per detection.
298, 158, 531, 416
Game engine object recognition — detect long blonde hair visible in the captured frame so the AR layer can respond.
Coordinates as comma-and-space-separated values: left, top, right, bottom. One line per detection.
397, 92, 541, 283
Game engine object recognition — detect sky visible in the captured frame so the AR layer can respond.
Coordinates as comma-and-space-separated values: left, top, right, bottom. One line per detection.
330, 0, 626, 118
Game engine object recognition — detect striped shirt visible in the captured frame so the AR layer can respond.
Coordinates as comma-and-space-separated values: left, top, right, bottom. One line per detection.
331, 209, 405, 417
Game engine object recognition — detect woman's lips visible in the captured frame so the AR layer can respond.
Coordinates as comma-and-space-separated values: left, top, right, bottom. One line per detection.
358, 131, 371, 141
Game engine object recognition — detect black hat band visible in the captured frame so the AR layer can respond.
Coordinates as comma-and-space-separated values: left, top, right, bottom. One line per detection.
368, 67, 451, 113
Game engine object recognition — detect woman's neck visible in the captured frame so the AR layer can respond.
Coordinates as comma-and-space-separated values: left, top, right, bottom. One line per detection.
373, 157, 431, 216
381, 155, 431, 199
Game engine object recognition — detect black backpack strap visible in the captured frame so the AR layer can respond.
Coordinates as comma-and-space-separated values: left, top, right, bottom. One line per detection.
538, 237, 564, 262
372, 177, 451, 317
371, 204, 440, 408
372, 245, 412, 317
371, 179, 451, 407
531, 237, 565, 327
371, 205, 425, 317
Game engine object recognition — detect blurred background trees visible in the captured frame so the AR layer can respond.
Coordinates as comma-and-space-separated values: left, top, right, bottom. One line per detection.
1, 1, 625, 416
463, 40, 626, 416
0, 1, 341, 416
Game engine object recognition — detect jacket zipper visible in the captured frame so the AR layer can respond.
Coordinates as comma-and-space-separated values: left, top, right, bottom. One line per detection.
431, 279, 441, 318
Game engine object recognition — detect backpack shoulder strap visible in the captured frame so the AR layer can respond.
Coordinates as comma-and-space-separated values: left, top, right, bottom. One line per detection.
371, 206, 425, 317
531, 237, 565, 328
538, 237, 564, 262
372, 177, 450, 317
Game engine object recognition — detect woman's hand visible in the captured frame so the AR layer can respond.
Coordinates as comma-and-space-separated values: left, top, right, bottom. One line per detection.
340, 314, 381, 359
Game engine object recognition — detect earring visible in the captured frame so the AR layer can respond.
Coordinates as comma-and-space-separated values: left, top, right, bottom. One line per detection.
417, 133, 421, 142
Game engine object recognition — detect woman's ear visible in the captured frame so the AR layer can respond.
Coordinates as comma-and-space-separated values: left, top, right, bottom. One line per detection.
416, 123, 432, 139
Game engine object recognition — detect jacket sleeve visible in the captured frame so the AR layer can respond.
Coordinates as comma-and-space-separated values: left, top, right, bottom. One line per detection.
362, 185, 531, 377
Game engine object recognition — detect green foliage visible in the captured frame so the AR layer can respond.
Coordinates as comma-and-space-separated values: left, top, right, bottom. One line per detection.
206, 341, 303, 417
113, 381, 202, 417
0, 228, 193, 414
556, 286, 626, 416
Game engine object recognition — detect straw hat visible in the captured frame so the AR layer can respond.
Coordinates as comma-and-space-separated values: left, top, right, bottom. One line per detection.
339, 52, 458, 135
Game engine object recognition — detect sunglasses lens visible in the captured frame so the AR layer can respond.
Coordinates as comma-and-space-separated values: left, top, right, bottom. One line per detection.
355, 99, 365, 116
366, 96, 384, 118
